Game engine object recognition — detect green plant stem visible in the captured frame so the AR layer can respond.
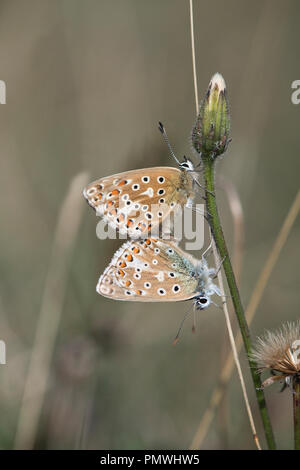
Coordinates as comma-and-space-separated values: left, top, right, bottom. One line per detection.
293, 377, 300, 450
203, 158, 276, 450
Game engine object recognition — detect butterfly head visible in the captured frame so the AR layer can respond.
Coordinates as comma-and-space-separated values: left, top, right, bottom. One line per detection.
194, 294, 211, 310
179, 157, 194, 172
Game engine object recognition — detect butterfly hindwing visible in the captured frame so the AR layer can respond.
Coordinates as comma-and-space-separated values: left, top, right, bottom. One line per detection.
97, 238, 200, 302
83, 167, 195, 238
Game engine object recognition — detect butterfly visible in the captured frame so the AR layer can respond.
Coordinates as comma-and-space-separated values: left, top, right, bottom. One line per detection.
97, 238, 221, 310
83, 123, 202, 238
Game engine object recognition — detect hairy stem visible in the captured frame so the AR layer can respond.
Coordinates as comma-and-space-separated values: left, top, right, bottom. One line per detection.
203, 157, 276, 450
293, 377, 300, 450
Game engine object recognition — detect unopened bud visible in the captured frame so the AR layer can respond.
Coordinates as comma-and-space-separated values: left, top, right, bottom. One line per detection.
192, 73, 230, 160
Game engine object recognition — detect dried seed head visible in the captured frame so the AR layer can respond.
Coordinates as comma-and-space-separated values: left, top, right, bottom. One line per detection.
252, 321, 300, 378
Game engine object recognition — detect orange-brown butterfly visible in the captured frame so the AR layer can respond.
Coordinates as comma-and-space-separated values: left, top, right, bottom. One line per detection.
83, 123, 202, 238
97, 238, 221, 309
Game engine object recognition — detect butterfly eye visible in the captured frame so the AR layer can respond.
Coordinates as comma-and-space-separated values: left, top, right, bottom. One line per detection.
179, 159, 194, 171
194, 296, 210, 310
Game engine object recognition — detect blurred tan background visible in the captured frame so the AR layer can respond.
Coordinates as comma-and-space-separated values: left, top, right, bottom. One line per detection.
0, 0, 299, 450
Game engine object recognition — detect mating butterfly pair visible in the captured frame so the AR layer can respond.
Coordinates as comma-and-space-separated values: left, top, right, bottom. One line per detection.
83, 124, 221, 309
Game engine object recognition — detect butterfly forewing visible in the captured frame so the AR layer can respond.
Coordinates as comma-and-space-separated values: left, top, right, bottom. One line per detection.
98, 238, 199, 301
83, 167, 195, 238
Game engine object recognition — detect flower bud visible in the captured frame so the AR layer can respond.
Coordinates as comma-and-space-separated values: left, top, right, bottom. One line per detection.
192, 73, 230, 160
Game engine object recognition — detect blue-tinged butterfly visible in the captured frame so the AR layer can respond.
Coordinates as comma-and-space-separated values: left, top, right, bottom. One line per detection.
97, 238, 221, 310
83, 123, 203, 238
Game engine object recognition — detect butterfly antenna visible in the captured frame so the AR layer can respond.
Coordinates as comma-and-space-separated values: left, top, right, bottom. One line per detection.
192, 304, 196, 333
173, 305, 194, 345
158, 122, 181, 166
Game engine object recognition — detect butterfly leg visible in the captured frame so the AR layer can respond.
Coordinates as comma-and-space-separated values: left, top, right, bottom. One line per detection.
210, 300, 223, 309
213, 256, 226, 278
193, 177, 216, 198
191, 206, 212, 222
201, 239, 213, 260
195, 160, 203, 171
190, 178, 208, 203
